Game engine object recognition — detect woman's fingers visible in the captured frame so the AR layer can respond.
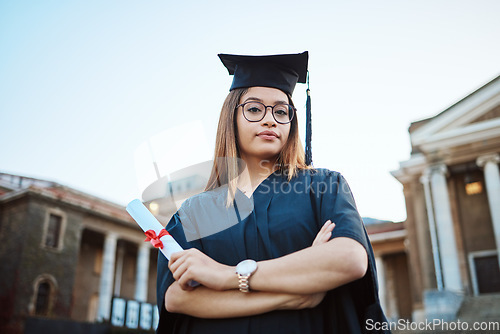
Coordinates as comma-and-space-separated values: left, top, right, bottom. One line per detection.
312, 220, 335, 246
168, 248, 224, 290
168, 250, 187, 274
177, 272, 196, 291
324, 222, 335, 237
172, 260, 190, 282
322, 219, 331, 229
169, 252, 199, 290
320, 220, 335, 234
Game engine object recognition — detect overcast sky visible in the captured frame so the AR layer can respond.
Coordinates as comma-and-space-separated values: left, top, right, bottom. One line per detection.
1, 0, 499, 222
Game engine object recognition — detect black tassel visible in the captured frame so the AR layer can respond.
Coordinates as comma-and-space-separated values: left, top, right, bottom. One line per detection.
305, 72, 312, 166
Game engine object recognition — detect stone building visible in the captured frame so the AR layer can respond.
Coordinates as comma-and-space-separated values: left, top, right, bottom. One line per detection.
391, 74, 500, 321
0, 173, 159, 334
365, 219, 410, 322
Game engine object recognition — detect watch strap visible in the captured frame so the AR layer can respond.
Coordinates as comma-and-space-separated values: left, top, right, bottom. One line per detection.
238, 273, 251, 293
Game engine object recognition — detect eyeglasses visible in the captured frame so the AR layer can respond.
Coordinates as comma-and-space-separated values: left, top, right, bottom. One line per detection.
236, 101, 296, 124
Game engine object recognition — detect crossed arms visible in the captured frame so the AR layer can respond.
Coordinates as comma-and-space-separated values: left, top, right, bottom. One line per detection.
165, 220, 368, 318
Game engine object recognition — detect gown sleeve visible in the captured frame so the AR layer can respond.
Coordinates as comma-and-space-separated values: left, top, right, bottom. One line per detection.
315, 170, 390, 333
156, 210, 203, 334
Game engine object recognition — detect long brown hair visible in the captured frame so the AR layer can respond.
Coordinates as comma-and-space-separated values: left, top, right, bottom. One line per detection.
205, 87, 311, 203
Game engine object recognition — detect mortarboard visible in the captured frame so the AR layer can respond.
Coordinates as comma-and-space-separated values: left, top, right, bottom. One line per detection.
218, 51, 313, 165
218, 52, 308, 96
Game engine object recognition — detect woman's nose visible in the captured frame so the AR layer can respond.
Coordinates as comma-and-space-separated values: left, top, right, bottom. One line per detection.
262, 107, 277, 126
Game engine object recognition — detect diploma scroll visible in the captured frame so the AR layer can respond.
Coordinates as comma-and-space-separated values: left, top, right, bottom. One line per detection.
126, 199, 199, 287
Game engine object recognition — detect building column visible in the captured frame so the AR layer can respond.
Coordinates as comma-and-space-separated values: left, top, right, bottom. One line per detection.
384, 259, 399, 321
97, 232, 118, 322
420, 172, 444, 291
477, 153, 500, 267
134, 242, 150, 302
428, 164, 462, 292
375, 256, 387, 313
114, 243, 125, 296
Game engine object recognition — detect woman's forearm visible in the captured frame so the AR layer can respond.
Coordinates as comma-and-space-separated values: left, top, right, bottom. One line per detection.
226, 237, 368, 294
168, 222, 366, 295
165, 281, 318, 318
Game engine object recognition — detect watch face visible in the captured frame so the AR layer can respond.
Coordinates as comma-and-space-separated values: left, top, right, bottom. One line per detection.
236, 259, 257, 275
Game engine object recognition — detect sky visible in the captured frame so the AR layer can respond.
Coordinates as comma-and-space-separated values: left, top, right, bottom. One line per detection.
1, 0, 499, 222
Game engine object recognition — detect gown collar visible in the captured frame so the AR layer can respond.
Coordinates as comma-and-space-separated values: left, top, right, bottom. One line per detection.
230, 171, 282, 260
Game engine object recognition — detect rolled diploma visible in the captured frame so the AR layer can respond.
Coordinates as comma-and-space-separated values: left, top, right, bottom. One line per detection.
126, 199, 199, 287
126, 199, 183, 259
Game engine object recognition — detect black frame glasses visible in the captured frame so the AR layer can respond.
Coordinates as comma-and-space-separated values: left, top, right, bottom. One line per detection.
236, 101, 296, 124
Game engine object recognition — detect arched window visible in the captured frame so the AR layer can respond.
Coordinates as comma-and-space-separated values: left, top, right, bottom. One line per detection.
35, 282, 51, 316
30, 275, 57, 316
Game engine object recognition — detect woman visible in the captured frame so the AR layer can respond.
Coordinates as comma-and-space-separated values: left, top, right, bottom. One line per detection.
156, 52, 389, 333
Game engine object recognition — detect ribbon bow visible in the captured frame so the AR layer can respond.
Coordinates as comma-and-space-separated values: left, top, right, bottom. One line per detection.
144, 229, 169, 249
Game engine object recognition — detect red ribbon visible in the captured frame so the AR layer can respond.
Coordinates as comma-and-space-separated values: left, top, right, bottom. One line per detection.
144, 229, 170, 249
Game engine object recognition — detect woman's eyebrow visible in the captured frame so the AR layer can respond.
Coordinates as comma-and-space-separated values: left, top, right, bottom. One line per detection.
244, 97, 264, 102
275, 100, 288, 105
244, 97, 289, 104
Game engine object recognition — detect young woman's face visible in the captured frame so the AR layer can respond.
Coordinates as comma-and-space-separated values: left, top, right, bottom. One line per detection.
236, 86, 291, 162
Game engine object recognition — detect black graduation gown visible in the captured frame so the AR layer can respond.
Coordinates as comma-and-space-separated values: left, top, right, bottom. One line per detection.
156, 168, 390, 334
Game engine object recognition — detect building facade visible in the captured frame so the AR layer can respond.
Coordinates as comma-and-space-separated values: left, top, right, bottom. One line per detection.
365, 219, 410, 321
0, 173, 159, 334
363, 218, 412, 321
391, 75, 500, 321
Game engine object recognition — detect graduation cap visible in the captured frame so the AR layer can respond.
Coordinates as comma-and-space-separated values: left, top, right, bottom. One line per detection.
218, 51, 313, 165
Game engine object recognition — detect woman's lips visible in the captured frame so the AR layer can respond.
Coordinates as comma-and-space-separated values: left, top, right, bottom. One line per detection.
257, 131, 278, 140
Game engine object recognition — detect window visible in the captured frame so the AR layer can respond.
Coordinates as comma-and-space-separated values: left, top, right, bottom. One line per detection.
35, 282, 51, 316
41, 210, 66, 250
45, 214, 62, 248
30, 275, 57, 316
469, 250, 500, 295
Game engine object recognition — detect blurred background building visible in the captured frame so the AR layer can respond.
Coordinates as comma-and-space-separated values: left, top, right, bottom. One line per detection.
392, 74, 500, 323
0, 174, 159, 334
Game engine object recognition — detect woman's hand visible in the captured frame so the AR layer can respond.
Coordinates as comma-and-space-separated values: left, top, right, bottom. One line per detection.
312, 220, 335, 246
169, 248, 234, 291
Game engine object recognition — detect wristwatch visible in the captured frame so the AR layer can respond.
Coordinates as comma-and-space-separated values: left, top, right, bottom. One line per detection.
235, 259, 258, 293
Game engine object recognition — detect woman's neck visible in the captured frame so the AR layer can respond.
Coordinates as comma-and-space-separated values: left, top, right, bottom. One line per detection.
237, 155, 278, 193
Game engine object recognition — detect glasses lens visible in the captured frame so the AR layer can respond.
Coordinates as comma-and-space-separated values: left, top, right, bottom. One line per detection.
243, 102, 265, 121
273, 104, 294, 124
